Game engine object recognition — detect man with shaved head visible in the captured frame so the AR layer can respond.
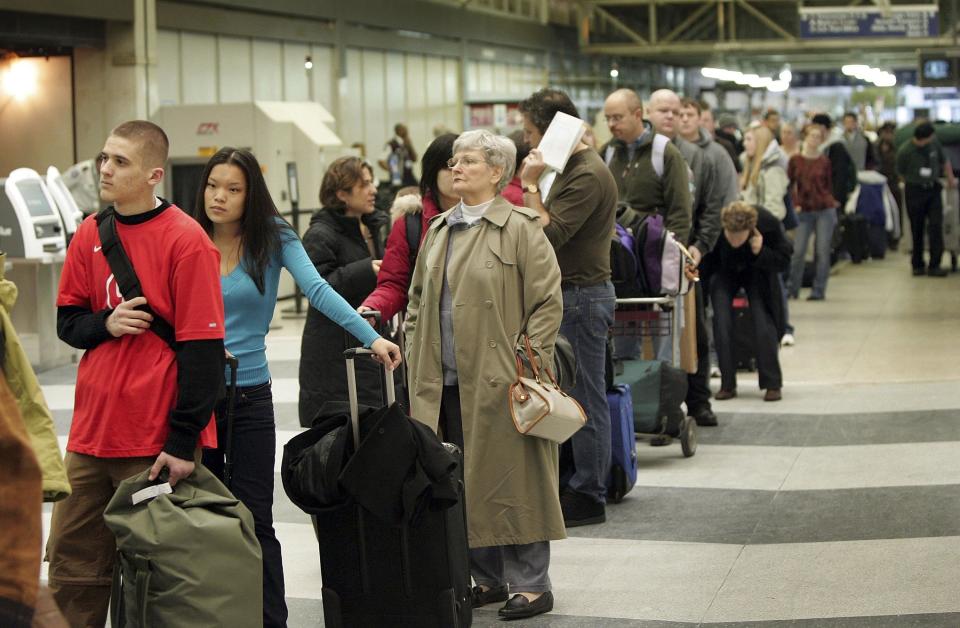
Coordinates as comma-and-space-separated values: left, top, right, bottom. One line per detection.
601, 88, 691, 241
48, 120, 225, 626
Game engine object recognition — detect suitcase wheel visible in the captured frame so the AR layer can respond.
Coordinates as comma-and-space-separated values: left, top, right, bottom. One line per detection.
680, 417, 697, 458
607, 465, 627, 503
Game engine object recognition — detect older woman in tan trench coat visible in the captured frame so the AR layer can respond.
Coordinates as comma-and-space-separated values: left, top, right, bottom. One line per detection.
405, 130, 563, 621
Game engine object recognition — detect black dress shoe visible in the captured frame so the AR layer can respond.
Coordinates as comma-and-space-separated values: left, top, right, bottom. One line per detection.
928, 267, 948, 277
471, 584, 509, 608
498, 591, 554, 620
560, 488, 605, 527
690, 406, 718, 427
912, 267, 926, 276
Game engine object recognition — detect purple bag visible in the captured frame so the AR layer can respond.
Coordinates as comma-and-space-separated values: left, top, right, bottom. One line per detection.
610, 223, 641, 297
636, 214, 666, 295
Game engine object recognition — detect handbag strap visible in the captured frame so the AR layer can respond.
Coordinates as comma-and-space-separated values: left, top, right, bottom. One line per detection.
522, 335, 562, 388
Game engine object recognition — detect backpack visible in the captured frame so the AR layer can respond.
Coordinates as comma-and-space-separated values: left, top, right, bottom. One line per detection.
405, 211, 422, 271
604, 133, 669, 177
631, 212, 692, 298
610, 222, 641, 297
104, 466, 262, 628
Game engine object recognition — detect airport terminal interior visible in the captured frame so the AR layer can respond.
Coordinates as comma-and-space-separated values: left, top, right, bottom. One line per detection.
2, 0, 960, 626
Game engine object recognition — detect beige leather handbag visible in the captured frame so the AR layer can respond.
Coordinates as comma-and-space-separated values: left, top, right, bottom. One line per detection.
509, 336, 587, 443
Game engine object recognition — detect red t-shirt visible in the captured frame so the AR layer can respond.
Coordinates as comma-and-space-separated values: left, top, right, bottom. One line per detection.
57, 205, 224, 457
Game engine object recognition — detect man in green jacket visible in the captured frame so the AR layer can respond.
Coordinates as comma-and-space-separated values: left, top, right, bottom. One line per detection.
601, 88, 692, 242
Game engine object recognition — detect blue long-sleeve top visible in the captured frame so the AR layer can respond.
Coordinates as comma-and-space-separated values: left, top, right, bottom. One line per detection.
223, 229, 381, 386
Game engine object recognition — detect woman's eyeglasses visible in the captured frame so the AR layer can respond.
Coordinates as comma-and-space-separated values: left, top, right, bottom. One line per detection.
447, 155, 485, 169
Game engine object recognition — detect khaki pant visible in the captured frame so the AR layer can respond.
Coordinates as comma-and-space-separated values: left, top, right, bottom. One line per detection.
46, 453, 154, 628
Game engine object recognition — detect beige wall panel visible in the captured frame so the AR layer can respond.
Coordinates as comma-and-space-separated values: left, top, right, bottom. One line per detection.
155, 30, 181, 107
283, 42, 310, 101
443, 57, 461, 133
0, 56, 74, 174
252, 39, 283, 101
218, 36, 252, 104
73, 47, 109, 161
466, 61, 478, 99
310, 45, 335, 115
179, 32, 217, 104
339, 49, 364, 152
361, 49, 388, 164
476, 61, 494, 96
403, 54, 429, 162
384, 52, 406, 140
424, 56, 446, 134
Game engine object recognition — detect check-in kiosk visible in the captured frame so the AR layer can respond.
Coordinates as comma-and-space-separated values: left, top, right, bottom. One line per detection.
0, 168, 66, 258
46, 166, 84, 245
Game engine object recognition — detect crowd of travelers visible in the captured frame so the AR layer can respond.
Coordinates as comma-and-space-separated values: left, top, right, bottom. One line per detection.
3, 84, 956, 627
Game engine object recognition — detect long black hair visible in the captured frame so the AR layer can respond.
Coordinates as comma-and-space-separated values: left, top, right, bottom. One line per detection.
191, 147, 291, 294
419, 133, 457, 201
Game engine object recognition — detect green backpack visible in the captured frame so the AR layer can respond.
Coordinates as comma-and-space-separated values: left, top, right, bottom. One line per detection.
103, 465, 263, 627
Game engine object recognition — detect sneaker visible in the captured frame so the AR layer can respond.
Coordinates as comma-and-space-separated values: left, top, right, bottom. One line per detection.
780, 333, 795, 347
560, 488, 606, 527
928, 267, 948, 277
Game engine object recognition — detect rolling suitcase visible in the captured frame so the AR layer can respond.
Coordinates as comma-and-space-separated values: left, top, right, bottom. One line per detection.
732, 295, 757, 372
606, 384, 637, 503
311, 349, 472, 628
840, 213, 869, 263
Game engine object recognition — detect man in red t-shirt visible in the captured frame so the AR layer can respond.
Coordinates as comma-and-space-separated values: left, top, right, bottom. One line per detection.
47, 120, 225, 627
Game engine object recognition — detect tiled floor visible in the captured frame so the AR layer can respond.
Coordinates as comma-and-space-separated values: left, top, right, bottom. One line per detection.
39, 249, 960, 626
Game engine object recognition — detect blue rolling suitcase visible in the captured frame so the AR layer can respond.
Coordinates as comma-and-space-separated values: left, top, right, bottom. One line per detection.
606, 384, 638, 503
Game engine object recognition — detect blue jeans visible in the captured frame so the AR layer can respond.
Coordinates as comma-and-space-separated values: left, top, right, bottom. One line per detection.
560, 282, 616, 504
788, 209, 837, 299
202, 381, 287, 628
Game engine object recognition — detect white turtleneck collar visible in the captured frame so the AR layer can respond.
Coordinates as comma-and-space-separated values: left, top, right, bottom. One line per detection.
459, 197, 496, 225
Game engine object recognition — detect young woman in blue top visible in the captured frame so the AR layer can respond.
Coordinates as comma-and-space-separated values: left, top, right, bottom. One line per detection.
191, 147, 401, 628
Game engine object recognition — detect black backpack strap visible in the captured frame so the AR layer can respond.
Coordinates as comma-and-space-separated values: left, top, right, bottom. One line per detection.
405, 211, 422, 271
96, 209, 178, 350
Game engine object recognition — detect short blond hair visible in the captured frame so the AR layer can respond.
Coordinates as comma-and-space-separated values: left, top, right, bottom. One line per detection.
721, 201, 758, 232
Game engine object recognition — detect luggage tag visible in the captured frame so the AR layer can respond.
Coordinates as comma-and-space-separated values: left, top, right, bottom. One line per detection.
132, 483, 173, 505
920, 167, 933, 178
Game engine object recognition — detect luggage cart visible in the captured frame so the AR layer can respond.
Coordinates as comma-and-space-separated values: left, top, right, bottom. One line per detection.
611, 296, 697, 458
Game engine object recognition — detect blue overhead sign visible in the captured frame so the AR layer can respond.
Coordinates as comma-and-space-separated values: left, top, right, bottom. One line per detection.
799, 5, 938, 39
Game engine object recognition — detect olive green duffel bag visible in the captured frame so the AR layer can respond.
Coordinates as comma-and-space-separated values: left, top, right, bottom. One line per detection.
104, 465, 262, 628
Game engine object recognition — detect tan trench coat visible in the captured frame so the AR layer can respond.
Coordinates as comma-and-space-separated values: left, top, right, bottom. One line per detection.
405, 196, 565, 548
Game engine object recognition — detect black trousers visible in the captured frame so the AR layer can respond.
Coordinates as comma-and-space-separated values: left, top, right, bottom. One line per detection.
905, 183, 944, 270
685, 281, 712, 412
203, 382, 287, 628
710, 272, 782, 391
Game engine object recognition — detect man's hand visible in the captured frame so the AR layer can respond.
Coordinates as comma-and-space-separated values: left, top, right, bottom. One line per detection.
688, 245, 703, 267
520, 149, 547, 187
149, 452, 195, 487
370, 337, 402, 371
106, 296, 153, 337
947, 177, 958, 189
372, 260, 382, 275
749, 228, 764, 255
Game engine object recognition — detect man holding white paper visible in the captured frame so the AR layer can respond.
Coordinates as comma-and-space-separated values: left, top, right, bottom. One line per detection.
518, 88, 618, 528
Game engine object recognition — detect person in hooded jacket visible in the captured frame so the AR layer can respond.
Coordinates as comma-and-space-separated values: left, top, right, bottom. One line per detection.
741, 126, 789, 220
299, 157, 392, 427
359, 134, 459, 323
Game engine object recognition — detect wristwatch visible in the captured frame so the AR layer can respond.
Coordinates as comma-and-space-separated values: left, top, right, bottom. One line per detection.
524, 183, 539, 195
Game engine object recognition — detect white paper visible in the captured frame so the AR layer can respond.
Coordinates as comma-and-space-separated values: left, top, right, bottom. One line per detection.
538, 170, 558, 203
537, 112, 586, 172
132, 482, 172, 505
920, 167, 932, 178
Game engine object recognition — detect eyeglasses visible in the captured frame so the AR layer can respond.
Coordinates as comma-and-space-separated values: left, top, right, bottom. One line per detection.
604, 109, 640, 124
447, 155, 485, 169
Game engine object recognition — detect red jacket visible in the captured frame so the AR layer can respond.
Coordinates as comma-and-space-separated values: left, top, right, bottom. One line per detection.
361, 193, 443, 321
502, 177, 524, 206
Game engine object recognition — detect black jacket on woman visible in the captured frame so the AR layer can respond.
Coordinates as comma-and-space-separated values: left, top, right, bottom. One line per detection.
699, 207, 793, 337
298, 206, 390, 427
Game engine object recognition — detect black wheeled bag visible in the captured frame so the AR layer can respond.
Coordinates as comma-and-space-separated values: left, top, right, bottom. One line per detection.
282, 349, 472, 628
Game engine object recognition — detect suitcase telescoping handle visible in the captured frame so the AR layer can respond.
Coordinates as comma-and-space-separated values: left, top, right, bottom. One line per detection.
343, 347, 396, 448
223, 355, 239, 490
